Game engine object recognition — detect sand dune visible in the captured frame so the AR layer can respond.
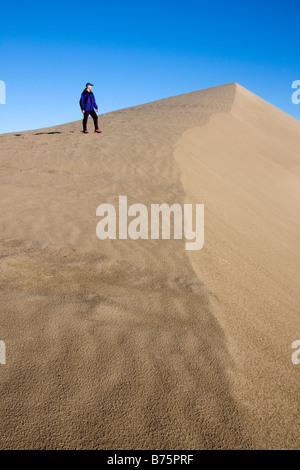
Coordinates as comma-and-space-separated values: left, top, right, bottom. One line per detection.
0, 83, 299, 449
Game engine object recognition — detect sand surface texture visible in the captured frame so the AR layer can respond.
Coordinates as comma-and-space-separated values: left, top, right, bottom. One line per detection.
0, 83, 299, 449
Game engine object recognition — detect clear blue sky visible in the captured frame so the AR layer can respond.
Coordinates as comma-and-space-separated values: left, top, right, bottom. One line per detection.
0, 0, 299, 133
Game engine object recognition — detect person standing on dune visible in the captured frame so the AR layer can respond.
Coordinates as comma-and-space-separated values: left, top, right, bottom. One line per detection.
80, 83, 101, 134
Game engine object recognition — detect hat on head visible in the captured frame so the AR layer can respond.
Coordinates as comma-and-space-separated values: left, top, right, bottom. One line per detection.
86, 82, 94, 87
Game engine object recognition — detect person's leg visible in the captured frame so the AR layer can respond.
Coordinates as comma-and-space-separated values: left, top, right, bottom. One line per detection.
83, 111, 89, 132
90, 110, 99, 130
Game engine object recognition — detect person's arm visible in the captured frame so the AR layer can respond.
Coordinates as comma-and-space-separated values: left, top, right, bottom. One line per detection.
80, 94, 85, 112
94, 96, 99, 112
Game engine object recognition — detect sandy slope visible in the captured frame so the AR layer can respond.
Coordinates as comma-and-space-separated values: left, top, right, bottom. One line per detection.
0, 83, 299, 449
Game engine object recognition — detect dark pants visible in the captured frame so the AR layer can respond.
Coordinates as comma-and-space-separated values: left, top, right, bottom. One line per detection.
83, 110, 99, 131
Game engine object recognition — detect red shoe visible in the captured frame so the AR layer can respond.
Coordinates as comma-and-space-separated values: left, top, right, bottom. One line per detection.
83, 130, 88, 134
94, 129, 101, 133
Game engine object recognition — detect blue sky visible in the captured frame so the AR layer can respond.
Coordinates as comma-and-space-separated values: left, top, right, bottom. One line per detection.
0, 0, 299, 133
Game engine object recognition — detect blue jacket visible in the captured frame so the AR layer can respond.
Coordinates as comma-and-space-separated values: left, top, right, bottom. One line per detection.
80, 89, 98, 111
